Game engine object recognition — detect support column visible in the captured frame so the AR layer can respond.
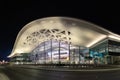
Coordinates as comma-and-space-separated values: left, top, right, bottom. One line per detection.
105, 56, 108, 64
51, 39, 52, 63
89, 49, 90, 64
68, 42, 70, 64
79, 46, 80, 64
58, 40, 61, 64
44, 41, 46, 64
111, 56, 113, 64
73, 49, 75, 64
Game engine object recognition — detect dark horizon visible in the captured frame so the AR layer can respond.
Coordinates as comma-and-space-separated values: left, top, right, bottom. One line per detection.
0, 1, 120, 61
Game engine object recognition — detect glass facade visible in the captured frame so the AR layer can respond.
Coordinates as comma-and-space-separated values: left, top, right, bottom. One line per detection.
90, 39, 120, 64
11, 39, 120, 65
108, 40, 120, 64
29, 40, 89, 64
108, 40, 120, 54
90, 40, 108, 64
10, 53, 30, 64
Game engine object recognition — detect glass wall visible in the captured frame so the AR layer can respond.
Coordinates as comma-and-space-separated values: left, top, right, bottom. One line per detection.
108, 40, 120, 54
108, 40, 120, 64
15, 39, 120, 65
90, 40, 108, 64
29, 40, 89, 64
11, 53, 30, 64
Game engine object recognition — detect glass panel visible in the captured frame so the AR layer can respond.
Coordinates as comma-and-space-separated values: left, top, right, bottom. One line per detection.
60, 41, 69, 64
90, 40, 108, 64
52, 40, 59, 63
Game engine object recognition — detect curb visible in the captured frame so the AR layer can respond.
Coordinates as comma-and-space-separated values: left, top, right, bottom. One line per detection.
16, 66, 120, 72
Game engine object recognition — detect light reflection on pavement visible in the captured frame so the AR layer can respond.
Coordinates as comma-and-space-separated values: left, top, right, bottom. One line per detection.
1, 65, 120, 80
0, 73, 10, 80
0, 66, 9, 80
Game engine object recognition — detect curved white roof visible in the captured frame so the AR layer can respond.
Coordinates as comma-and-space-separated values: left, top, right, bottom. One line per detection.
8, 17, 120, 57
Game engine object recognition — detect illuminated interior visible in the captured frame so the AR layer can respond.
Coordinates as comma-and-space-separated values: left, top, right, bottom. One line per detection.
29, 40, 89, 64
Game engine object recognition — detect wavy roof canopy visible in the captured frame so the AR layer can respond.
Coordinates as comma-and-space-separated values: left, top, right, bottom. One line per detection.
8, 17, 120, 57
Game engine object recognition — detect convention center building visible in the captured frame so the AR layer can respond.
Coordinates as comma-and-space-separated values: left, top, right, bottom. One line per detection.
8, 17, 120, 65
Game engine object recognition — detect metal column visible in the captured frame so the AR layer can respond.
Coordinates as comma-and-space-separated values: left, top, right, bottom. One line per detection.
68, 42, 70, 64
79, 46, 80, 64
44, 41, 46, 64
58, 40, 61, 64
51, 39, 52, 63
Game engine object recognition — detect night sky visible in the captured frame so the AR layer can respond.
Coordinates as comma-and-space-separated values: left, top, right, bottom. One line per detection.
0, 1, 120, 61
